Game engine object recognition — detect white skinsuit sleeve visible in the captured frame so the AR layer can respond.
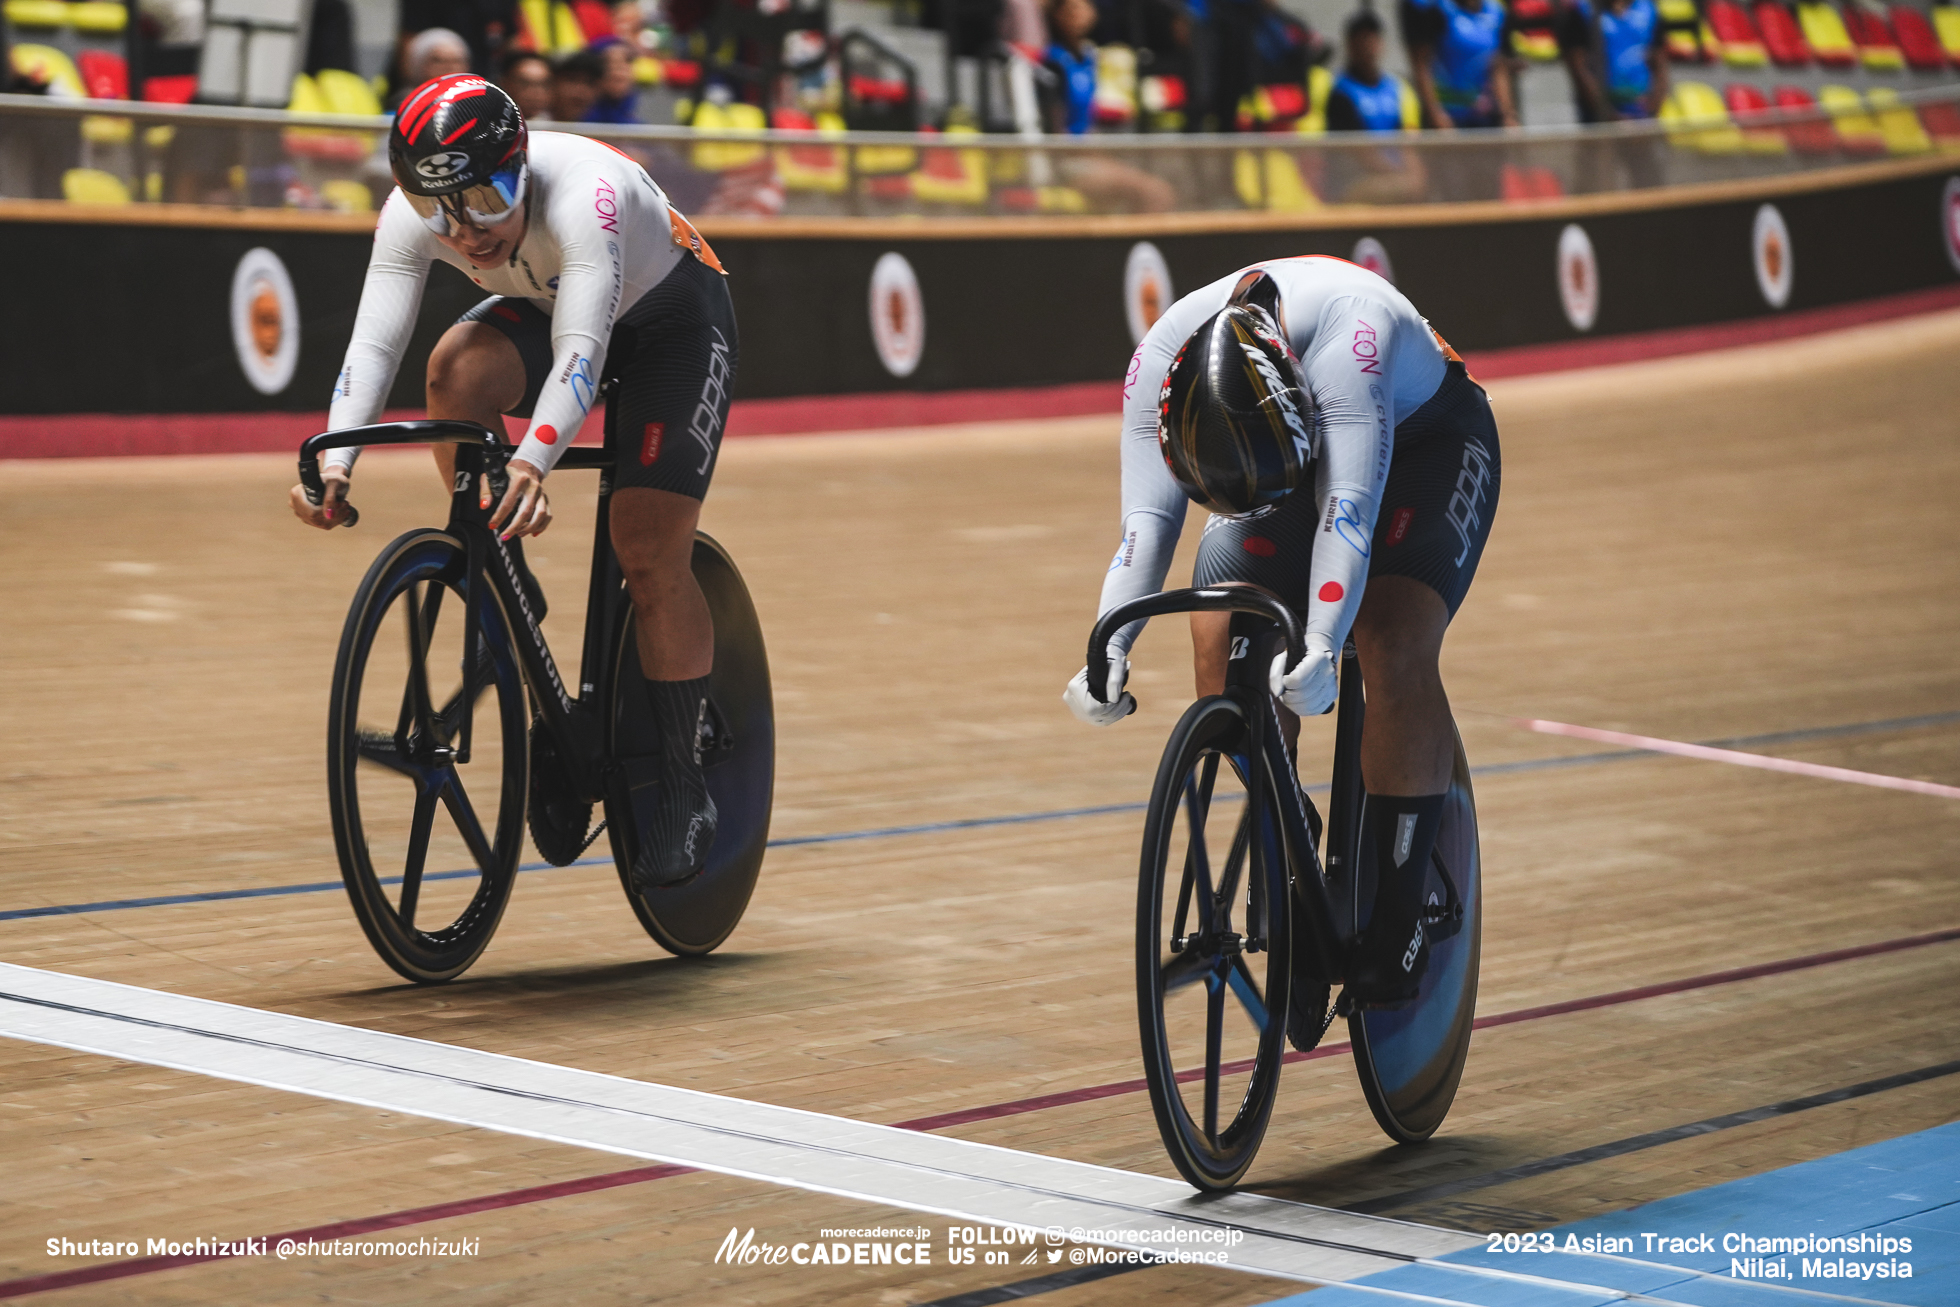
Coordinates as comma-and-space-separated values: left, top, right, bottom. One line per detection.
1297, 295, 1399, 651
323, 194, 434, 473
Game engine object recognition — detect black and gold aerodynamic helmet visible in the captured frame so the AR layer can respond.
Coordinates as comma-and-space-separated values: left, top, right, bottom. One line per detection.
1157, 298, 1317, 518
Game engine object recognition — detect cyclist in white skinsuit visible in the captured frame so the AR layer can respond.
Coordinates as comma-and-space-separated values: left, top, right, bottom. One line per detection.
1064, 256, 1501, 1008
287, 74, 736, 889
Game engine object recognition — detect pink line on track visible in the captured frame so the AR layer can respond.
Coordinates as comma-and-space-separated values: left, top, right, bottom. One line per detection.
5, 927, 1957, 1299
1517, 718, 1960, 801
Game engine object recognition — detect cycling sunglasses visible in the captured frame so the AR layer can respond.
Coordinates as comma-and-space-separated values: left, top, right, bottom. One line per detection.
404, 159, 528, 235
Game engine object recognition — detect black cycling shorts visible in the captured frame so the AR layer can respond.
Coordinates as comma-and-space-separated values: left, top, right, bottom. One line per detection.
1192, 362, 1500, 619
456, 253, 738, 500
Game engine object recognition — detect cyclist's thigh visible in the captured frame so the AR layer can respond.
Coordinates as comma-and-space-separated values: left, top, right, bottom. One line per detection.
1368, 366, 1501, 621
1189, 479, 1321, 614
453, 296, 553, 418
608, 256, 739, 501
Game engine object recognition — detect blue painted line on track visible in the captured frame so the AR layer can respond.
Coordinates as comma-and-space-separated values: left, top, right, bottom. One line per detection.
1260, 1120, 1960, 1306
4, 710, 1955, 925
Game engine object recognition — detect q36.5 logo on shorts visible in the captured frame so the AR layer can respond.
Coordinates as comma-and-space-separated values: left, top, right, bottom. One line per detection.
414, 152, 473, 181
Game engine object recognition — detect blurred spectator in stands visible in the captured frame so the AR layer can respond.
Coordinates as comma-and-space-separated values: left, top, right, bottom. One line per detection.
1323, 9, 1426, 201
1037, 0, 1177, 208
552, 48, 604, 121
304, 0, 356, 74
390, 28, 471, 107
584, 36, 641, 121
501, 48, 556, 121
1557, 0, 1665, 187
397, 0, 518, 84
1400, 0, 1517, 128
1042, 0, 1100, 133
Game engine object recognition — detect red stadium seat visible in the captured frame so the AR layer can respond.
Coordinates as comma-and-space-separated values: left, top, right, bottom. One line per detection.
1753, 0, 1813, 62
1725, 81, 1791, 149
1773, 84, 1839, 152
75, 48, 126, 100
1708, 0, 1770, 61
1919, 97, 1960, 145
141, 73, 196, 102
1842, 5, 1905, 68
1888, 4, 1947, 66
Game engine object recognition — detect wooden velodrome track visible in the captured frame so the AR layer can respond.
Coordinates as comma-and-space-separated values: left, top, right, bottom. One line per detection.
1, 308, 1958, 1305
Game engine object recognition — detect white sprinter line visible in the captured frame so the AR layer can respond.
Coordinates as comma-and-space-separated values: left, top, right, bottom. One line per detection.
0, 963, 1894, 1306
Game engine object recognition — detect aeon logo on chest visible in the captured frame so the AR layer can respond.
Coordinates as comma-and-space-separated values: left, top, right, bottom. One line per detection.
1352, 319, 1383, 375
594, 178, 620, 232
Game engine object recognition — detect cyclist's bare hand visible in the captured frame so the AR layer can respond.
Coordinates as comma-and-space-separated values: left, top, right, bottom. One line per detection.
489, 457, 552, 539
289, 471, 351, 530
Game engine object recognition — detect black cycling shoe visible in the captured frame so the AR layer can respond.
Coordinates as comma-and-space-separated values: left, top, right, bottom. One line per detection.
630, 760, 717, 892
1345, 914, 1429, 1009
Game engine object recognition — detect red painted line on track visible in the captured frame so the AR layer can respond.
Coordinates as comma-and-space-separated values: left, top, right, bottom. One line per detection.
5, 925, 1956, 1299
6, 285, 1957, 459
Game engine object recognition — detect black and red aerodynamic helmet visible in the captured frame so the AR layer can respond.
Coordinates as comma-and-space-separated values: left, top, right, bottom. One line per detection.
388, 74, 529, 234
1157, 291, 1317, 518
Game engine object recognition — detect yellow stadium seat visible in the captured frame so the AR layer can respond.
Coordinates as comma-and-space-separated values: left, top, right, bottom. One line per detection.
10, 42, 84, 95
314, 67, 383, 115
911, 124, 987, 205
1797, 2, 1859, 64
1234, 148, 1320, 211
1034, 185, 1089, 212
80, 113, 130, 143
632, 54, 661, 84
519, 0, 586, 54
3, 0, 67, 28
1093, 44, 1137, 124
284, 72, 376, 159
853, 142, 917, 175
320, 179, 374, 211
69, 0, 124, 30
1866, 86, 1931, 152
771, 108, 847, 193
1660, 81, 1745, 152
62, 167, 130, 204
1936, 5, 1960, 59
690, 100, 768, 171
1818, 83, 1887, 151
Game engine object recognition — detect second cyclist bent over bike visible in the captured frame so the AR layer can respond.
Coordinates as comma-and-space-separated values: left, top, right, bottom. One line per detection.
288, 73, 736, 889
1064, 257, 1500, 1007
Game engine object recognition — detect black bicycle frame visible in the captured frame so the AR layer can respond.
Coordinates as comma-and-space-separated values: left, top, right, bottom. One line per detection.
1089, 586, 1360, 978
299, 416, 628, 801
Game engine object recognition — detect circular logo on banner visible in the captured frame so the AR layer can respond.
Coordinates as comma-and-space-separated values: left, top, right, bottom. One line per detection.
230, 247, 300, 396
1351, 236, 1394, 285
1557, 224, 1598, 334
1753, 204, 1793, 310
1942, 177, 1960, 275
869, 252, 924, 378
1124, 242, 1174, 346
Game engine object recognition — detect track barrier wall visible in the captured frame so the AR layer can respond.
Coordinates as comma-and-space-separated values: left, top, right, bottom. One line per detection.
1, 146, 1957, 450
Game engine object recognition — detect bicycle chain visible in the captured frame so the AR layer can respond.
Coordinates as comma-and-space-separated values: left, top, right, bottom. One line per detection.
575, 819, 609, 858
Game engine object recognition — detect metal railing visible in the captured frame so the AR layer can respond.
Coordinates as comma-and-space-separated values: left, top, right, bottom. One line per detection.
3, 87, 1955, 218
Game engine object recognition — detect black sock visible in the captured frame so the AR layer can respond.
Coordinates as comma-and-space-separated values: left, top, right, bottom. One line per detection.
644, 675, 712, 771
1361, 792, 1447, 964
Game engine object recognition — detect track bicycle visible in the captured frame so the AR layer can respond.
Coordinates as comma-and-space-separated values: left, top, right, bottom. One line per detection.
297, 408, 774, 984
1087, 586, 1481, 1190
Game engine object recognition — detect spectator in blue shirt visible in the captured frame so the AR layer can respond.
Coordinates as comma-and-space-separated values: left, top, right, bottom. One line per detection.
1400, 0, 1518, 129
1557, 0, 1665, 188
1324, 8, 1427, 202
1043, 0, 1100, 133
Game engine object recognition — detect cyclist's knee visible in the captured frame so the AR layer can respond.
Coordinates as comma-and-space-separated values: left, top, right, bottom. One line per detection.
426, 324, 512, 409
1353, 582, 1446, 694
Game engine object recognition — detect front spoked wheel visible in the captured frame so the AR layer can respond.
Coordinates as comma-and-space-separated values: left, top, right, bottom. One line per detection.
1137, 695, 1293, 1191
328, 529, 529, 983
